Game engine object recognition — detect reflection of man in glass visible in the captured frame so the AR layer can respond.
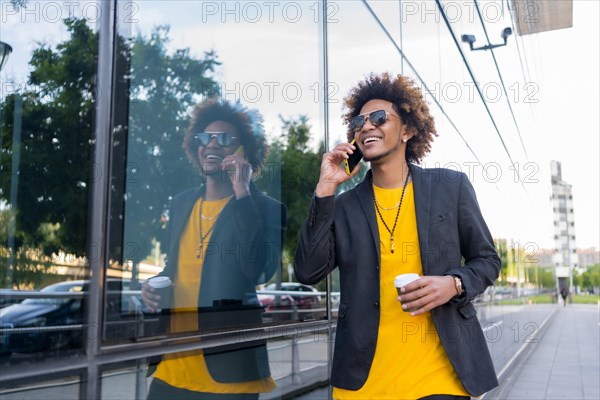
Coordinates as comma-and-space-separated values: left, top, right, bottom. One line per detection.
142, 98, 286, 400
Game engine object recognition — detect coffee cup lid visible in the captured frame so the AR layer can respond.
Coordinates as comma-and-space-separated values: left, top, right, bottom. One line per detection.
394, 273, 420, 287
148, 276, 172, 289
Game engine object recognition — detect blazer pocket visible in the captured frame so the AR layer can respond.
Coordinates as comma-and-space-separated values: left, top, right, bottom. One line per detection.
338, 303, 347, 318
458, 302, 477, 319
430, 212, 454, 226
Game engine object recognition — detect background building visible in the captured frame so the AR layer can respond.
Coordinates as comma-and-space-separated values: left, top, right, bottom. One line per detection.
550, 160, 578, 292
577, 247, 600, 269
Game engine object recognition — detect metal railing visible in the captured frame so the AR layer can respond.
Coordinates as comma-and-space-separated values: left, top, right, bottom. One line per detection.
0, 288, 334, 388
0, 289, 84, 300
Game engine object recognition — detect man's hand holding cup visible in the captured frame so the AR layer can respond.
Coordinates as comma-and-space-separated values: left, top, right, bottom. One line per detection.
142, 276, 173, 313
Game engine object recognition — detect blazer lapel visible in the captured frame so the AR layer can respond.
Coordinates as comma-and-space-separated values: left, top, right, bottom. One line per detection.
355, 170, 381, 266
410, 164, 431, 275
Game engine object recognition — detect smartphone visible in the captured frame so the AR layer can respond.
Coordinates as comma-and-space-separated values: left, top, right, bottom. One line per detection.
224, 146, 246, 176
234, 145, 245, 158
343, 139, 363, 175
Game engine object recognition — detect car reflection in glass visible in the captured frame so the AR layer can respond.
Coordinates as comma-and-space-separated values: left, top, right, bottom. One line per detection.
0, 281, 85, 355
0, 279, 137, 356
258, 282, 323, 322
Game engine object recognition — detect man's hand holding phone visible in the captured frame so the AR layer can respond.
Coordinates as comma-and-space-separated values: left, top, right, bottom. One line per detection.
222, 146, 251, 199
315, 141, 362, 197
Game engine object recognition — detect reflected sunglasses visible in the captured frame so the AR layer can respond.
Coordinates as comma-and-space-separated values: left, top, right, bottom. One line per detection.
348, 109, 400, 133
193, 132, 238, 147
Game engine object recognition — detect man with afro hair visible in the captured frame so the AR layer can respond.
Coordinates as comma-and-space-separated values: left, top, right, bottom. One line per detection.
295, 73, 500, 399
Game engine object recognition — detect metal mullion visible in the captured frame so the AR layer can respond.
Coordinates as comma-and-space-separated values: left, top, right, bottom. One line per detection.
84, 0, 117, 398
318, 0, 332, 323
320, 2, 335, 397
320, 0, 330, 153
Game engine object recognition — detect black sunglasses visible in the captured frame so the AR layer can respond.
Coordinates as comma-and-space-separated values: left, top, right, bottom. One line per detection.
193, 132, 238, 147
348, 110, 400, 133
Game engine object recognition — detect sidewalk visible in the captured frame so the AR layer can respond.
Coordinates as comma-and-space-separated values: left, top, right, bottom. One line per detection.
488, 304, 600, 399
294, 304, 600, 400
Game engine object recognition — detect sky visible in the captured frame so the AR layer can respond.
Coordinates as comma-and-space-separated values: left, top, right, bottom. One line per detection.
1, 0, 598, 251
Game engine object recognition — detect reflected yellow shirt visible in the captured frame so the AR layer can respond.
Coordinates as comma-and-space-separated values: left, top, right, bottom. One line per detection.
154, 197, 276, 393
333, 183, 468, 400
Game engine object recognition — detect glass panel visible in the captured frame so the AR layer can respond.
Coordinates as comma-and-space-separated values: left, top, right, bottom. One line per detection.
0, 1, 98, 364
104, 1, 325, 395
100, 333, 330, 399
101, 361, 147, 400
0, 373, 82, 399
105, 0, 323, 338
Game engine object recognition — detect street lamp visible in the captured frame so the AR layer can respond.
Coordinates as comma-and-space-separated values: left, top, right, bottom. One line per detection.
0, 41, 13, 71
461, 27, 513, 51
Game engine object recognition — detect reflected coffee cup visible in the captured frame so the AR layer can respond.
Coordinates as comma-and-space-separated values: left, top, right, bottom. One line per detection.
147, 276, 172, 311
394, 273, 420, 295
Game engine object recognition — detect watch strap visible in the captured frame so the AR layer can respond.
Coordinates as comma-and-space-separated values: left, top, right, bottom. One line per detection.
453, 276, 464, 296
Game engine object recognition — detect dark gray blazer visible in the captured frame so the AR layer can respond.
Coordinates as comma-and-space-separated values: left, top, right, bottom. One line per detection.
294, 164, 500, 396
158, 184, 286, 383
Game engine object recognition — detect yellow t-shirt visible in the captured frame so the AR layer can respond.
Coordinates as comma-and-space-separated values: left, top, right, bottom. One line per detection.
154, 196, 276, 393
333, 183, 468, 400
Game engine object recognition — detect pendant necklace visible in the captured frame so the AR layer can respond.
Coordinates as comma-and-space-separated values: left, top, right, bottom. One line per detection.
372, 170, 411, 254
196, 196, 230, 259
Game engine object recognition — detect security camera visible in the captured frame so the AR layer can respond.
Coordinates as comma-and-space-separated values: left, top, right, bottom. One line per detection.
461, 34, 476, 50
462, 27, 513, 52
501, 27, 513, 44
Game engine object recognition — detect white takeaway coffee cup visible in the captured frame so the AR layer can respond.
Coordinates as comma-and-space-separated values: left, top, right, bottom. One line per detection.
394, 273, 420, 295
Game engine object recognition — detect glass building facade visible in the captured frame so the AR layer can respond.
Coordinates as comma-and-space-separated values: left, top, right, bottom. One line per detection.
0, 0, 566, 398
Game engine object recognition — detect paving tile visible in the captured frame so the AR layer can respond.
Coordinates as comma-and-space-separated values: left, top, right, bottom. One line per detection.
496, 306, 599, 400
508, 389, 547, 399
546, 392, 585, 399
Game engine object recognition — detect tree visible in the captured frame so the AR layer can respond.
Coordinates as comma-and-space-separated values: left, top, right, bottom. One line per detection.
581, 264, 600, 292
524, 264, 554, 289
119, 26, 220, 266
256, 115, 323, 281
0, 209, 55, 289
537, 267, 555, 289
494, 239, 509, 283
572, 269, 581, 290
1, 18, 97, 260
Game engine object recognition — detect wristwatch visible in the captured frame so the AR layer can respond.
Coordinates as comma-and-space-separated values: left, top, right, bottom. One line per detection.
453, 276, 464, 296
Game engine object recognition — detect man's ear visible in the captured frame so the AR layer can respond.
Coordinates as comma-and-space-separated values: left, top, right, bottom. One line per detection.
402, 127, 416, 143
